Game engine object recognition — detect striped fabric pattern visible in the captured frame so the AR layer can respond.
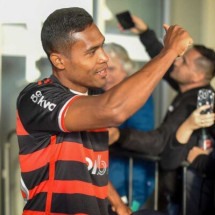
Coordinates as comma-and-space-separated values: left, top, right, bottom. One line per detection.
16, 76, 109, 215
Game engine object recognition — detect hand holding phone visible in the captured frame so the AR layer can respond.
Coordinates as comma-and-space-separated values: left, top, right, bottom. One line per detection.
116, 11, 135, 30
197, 89, 215, 114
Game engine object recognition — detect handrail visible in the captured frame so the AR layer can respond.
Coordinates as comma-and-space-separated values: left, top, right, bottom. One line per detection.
109, 145, 160, 210
109, 145, 189, 215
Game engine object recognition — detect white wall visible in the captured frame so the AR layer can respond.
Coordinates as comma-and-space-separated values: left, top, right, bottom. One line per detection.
0, 0, 93, 82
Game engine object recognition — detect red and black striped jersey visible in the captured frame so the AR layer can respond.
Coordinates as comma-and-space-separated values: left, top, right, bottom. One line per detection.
16, 75, 109, 215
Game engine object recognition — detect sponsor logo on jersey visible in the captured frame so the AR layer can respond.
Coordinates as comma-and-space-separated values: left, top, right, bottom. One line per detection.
86, 155, 107, 175
30, 91, 56, 111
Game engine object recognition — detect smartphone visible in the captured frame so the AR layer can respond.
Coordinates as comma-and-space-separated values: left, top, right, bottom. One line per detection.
116, 11, 135, 29
197, 89, 215, 114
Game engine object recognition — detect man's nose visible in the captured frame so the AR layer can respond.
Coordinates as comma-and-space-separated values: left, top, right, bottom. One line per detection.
98, 49, 109, 63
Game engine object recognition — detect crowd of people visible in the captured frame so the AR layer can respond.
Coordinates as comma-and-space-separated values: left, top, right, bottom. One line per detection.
15, 6, 215, 215
109, 14, 215, 215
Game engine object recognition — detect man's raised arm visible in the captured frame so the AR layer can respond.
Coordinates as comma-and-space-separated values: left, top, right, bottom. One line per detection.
65, 25, 193, 131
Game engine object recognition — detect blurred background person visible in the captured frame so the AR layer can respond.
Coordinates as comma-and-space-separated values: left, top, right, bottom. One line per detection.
103, 42, 156, 212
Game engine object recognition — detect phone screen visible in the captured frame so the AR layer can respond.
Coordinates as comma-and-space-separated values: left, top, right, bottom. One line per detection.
116, 11, 135, 29
197, 89, 215, 114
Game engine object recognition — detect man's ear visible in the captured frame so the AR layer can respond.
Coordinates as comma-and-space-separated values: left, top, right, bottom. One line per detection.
50, 53, 65, 70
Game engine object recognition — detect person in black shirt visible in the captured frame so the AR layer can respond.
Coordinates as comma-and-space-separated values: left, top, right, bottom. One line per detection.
110, 15, 215, 214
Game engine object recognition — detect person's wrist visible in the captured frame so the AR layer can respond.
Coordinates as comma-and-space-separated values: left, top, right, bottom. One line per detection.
183, 119, 196, 133
160, 47, 178, 60
114, 201, 132, 215
137, 25, 148, 34
166, 48, 179, 57
112, 201, 124, 213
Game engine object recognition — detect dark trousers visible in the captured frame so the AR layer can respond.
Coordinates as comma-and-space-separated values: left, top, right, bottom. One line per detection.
186, 168, 215, 215
158, 168, 215, 215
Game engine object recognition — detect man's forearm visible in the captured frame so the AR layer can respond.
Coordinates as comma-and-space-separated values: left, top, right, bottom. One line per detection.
108, 182, 132, 215
102, 48, 178, 124
118, 128, 166, 155
139, 29, 163, 58
66, 25, 192, 131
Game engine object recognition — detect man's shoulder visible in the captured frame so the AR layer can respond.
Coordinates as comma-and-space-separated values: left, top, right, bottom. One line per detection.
16, 77, 72, 110
180, 85, 215, 101
19, 77, 67, 97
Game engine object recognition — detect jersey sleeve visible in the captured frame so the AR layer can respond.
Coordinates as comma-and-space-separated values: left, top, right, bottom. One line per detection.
17, 83, 81, 133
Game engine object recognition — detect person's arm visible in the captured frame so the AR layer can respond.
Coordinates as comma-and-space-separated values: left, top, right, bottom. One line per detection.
130, 15, 163, 58
65, 25, 192, 131
117, 128, 168, 156
187, 146, 209, 163
108, 127, 120, 145
174, 105, 215, 173
176, 105, 215, 144
108, 182, 132, 215
130, 15, 178, 90
109, 98, 199, 156
159, 105, 215, 170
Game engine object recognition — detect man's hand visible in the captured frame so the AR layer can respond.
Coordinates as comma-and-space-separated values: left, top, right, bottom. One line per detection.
111, 203, 132, 215
176, 105, 215, 144
108, 127, 120, 145
117, 14, 148, 34
108, 182, 132, 215
186, 105, 215, 130
163, 24, 193, 56
187, 146, 210, 163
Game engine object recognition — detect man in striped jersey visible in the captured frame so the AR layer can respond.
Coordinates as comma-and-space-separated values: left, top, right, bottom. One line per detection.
16, 7, 192, 215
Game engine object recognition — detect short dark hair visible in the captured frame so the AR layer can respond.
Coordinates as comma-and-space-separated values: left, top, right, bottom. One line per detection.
194, 44, 215, 81
41, 7, 93, 58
